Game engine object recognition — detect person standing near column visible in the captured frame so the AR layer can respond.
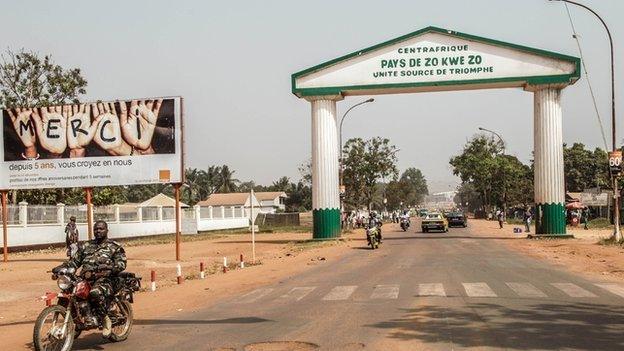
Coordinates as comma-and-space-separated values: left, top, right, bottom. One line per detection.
65, 216, 79, 257
524, 206, 532, 233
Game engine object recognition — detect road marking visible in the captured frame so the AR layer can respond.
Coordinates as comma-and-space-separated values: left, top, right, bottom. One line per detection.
322, 286, 358, 301
462, 283, 497, 297
551, 283, 597, 298
594, 283, 624, 298
280, 287, 316, 301
370, 285, 399, 299
506, 282, 547, 298
417, 283, 446, 297
238, 288, 274, 303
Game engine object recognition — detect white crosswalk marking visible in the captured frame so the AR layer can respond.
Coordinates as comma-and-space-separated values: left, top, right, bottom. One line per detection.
463, 283, 497, 297
280, 287, 316, 301
551, 283, 597, 298
506, 282, 547, 298
594, 283, 624, 298
417, 283, 446, 297
238, 288, 274, 303
370, 285, 399, 299
322, 286, 358, 301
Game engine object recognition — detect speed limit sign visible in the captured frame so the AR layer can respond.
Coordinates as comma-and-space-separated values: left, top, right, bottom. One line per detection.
609, 150, 623, 175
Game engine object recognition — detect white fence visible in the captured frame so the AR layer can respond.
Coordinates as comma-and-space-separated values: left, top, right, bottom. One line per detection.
0, 202, 251, 248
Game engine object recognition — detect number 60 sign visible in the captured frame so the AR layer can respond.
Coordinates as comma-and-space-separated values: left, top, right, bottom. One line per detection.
609, 150, 623, 175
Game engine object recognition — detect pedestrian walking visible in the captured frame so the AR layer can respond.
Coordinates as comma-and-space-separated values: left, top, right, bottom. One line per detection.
64, 216, 79, 257
582, 208, 589, 230
496, 209, 504, 229
523, 206, 532, 233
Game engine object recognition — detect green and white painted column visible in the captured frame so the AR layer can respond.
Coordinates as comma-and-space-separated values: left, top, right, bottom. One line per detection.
532, 86, 567, 235
307, 96, 343, 239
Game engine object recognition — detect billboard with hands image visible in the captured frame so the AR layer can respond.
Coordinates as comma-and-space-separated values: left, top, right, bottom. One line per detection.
2, 97, 182, 189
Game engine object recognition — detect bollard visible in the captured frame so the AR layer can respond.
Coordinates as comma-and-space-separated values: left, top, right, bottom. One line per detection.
223, 256, 227, 273
200, 261, 205, 279
150, 270, 156, 292
176, 264, 183, 284
240, 253, 245, 268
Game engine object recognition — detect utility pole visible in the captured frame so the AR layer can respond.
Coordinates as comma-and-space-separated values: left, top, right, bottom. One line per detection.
549, 0, 620, 241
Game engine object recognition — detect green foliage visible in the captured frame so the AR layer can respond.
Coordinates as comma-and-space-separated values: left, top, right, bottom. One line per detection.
563, 143, 609, 192
450, 135, 533, 210
385, 167, 429, 209
0, 49, 87, 108
342, 137, 399, 210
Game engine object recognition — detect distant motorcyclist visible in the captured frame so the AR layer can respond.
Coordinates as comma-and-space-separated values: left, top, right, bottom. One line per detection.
368, 212, 382, 243
53, 220, 127, 336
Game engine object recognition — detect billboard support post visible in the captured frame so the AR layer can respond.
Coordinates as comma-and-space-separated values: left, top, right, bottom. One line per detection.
85, 188, 93, 240
2, 191, 7, 262
174, 183, 181, 261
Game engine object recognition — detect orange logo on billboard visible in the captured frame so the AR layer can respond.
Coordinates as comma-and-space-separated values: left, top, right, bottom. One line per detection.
159, 170, 171, 182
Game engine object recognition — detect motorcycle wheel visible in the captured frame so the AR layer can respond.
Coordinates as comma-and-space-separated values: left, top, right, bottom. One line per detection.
108, 300, 133, 342
33, 305, 75, 351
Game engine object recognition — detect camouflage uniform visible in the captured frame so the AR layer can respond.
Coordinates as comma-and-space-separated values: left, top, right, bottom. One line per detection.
66, 239, 127, 315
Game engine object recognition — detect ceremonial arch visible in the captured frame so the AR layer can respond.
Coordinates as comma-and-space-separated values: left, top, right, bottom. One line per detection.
291, 26, 580, 239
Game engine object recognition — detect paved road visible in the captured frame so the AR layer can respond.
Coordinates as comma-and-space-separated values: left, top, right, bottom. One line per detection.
75, 221, 624, 350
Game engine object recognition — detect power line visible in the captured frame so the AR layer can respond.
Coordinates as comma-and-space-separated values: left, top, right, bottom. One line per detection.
563, 2, 610, 151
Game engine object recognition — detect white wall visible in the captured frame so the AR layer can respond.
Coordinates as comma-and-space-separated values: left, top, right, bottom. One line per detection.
0, 204, 250, 248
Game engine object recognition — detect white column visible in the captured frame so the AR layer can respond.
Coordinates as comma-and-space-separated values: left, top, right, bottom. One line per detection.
194, 205, 201, 228
208, 205, 213, 219
157, 205, 163, 221
19, 201, 28, 227
307, 96, 343, 238
57, 203, 65, 225
113, 204, 120, 223
533, 86, 566, 234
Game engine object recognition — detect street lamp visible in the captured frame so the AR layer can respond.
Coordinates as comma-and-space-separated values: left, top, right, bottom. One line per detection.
338, 98, 375, 207
548, 0, 620, 240
478, 127, 507, 216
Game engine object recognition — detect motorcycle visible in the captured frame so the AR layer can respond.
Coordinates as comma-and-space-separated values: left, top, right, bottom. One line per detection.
400, 217, 410, 231
366, 224, 380, 249
33, 267, 141, 351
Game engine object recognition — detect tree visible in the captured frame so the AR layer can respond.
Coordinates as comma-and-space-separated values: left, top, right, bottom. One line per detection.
563, 143, 609, 192
0, 49, 88, 204
0, 49, 87, 108
216, 165, 239, 193
385, 168, 429, 209
449, 135, 502, 210
342, 137, 399, 210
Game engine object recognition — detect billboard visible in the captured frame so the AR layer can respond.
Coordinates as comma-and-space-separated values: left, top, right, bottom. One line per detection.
1, 96, 183, 190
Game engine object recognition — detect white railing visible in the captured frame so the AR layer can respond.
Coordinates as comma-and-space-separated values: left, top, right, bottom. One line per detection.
0, 202, 250, 248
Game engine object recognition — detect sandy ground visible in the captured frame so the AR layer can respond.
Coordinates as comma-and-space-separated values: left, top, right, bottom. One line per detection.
2, 220, 623, 350
468, 219, 624, 282
0, 229, 363, 350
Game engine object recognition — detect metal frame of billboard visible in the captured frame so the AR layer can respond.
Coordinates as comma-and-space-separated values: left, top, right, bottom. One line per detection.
1, 96, 186, 262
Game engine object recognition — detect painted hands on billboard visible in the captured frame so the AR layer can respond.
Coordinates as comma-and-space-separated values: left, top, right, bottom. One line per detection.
4, 99, 175, 161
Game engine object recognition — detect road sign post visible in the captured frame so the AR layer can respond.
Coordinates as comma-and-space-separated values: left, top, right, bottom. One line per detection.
608, 150, 622, 241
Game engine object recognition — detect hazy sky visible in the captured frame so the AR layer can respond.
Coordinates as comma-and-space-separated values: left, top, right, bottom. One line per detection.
1, 0, 622, 192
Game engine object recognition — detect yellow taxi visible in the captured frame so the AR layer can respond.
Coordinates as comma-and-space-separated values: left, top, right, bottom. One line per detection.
421, 212, 449, 233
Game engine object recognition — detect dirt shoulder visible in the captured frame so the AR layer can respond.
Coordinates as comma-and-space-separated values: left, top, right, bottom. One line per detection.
468, 219, 624, 282
0, 228, 365, 350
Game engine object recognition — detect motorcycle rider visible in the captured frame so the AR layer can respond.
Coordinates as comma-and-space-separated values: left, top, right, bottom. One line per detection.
368, 211, 382, 243
400, 210, 410, 225
53, 220, 127, 337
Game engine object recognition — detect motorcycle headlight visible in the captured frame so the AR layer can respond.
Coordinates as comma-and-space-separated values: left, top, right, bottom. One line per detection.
57, 275, 73, 290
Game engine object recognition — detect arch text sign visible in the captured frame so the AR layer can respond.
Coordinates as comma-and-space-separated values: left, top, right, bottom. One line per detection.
292, 27, 580, 97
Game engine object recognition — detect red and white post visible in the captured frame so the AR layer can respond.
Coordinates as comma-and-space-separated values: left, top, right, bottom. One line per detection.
200, 261, 205, 279
240, 253, 245, 268
150, 270, 156, 292
176, 264, 183, 284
